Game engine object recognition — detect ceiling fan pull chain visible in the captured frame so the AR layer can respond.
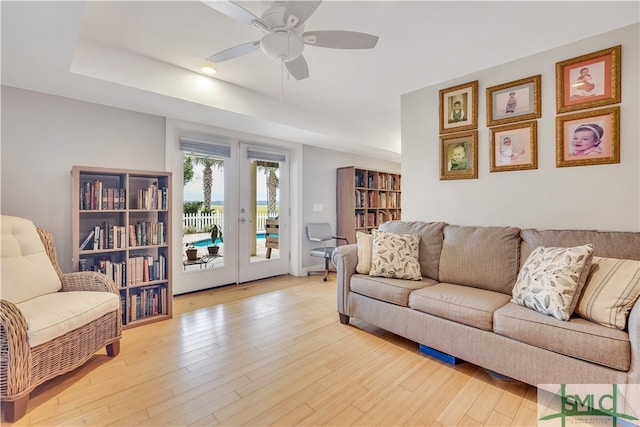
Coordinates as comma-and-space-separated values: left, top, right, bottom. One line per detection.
281, 60, 284, 102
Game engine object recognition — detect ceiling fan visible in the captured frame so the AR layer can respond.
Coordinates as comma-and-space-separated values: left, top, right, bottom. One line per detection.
202, 0, 379, 80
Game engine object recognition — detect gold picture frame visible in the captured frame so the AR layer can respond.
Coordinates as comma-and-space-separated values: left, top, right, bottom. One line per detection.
440, 131, 478, 180
556, 106, 620, 168
439, 81, 478, 134
486, 75, 541, 127
489, 121, 538, 172
556, 45, 621, 114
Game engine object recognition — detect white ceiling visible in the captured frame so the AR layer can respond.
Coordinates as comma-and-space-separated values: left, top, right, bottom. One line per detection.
2, 1, 639, 161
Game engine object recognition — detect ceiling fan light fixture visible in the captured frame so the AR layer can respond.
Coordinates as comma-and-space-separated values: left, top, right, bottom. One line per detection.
260, 31, 303, 62
201, 66, 217, 75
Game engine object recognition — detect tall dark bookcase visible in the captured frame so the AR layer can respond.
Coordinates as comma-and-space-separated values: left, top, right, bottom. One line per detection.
336, 166, 402, 245
71, 166, 172, 329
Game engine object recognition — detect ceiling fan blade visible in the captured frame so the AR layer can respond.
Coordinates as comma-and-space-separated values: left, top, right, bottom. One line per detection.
207, 41, 260, 62
302, 31, 379, 49
201, 0, 267, 29
284, 1, 322, 28
285, 55, 309, 80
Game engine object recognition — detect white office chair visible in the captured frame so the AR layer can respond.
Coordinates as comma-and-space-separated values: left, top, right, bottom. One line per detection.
306, 223, 348, 281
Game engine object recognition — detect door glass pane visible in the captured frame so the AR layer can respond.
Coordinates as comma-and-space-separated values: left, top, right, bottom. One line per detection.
249, 160, 280, 263
182, 153, 225, 271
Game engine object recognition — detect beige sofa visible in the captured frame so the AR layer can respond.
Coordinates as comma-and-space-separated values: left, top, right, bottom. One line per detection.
333, 221, 640, 387
0, 215, 122, 421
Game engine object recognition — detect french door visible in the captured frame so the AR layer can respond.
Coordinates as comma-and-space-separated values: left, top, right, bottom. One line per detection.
238, 143, 289, 283
176, 137, 289, 294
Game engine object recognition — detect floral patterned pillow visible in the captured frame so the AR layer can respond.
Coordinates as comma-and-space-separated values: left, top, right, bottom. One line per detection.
369, 230, 422, 280
512, 244, 594, 321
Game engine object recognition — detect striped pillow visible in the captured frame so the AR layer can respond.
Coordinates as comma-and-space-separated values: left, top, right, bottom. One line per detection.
575, 257, 640, 330
355, 231, 373, 274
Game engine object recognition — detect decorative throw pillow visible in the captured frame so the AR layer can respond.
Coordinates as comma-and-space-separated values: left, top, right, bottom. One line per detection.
369, 230, 421, 280
355, 231, 373, 274
511, 244, 594, 321
575, 256, 640, 329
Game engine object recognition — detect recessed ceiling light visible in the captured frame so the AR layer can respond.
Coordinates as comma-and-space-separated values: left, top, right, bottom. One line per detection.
201, 66, 217, 75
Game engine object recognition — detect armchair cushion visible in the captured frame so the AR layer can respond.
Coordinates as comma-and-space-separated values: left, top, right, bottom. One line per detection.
1, 215, 61, 303
16, 291, 120, 347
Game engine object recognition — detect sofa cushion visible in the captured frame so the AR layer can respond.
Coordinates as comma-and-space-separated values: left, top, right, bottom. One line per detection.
520, 229, 640, 264
0, 215, 62, 304
575, 256, 640, 330
355, 231, 373, 274
409, 283, 511, 331
369, 230, 421, 280
512, 244, 594, 321
15, 291, 120, 348
351, 274, 436, 307
438, 225, 521, 294
378, 221, 446, 280
494, 302, 630, 371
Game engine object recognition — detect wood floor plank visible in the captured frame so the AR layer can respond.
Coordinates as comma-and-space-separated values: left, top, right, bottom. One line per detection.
435, 368, 489, 426
465, 373, 509, 423
298, 383, 369, 426
268, 403, 315, 427
2, 275, 538, 427
349, 384, 413, 426
377, 364, 455, 426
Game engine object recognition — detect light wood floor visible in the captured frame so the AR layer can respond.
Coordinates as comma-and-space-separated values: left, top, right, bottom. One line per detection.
2, 275, 538, 426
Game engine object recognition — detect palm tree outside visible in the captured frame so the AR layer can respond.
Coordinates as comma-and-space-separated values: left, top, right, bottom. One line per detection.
188, 155, 224, 212
257, 161, 279, 217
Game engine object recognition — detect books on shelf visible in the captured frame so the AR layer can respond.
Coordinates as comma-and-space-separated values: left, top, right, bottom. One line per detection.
80, 180, 125, 210
78, 254, 167, 288
128, 221, 166, 246
82, 221, 165, 251
355, 190, 367, 208
127, 285, 167, 322
126, 254, 166, 286
136, 182, 169, 210
79, 256, 127, 287
79, 230, 95, 250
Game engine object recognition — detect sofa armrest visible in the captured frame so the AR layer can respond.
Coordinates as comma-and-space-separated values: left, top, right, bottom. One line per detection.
332, 244, 358, 316
628, 300, 640, 385
0, 299, 31, 397
61, 272, 118, 294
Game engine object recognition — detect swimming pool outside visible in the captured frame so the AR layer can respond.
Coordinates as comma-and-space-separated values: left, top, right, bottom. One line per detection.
191, 233, 270, 247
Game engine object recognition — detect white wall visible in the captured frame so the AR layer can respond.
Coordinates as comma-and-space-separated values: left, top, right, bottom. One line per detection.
401, 23, 640, 232
301, 145, 399, 271
1, 87, 166, 271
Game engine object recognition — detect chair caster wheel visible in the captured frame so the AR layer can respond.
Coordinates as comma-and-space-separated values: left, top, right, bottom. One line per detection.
323, 277, 328, 282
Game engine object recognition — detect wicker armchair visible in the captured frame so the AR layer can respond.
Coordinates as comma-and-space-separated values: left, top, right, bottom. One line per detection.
0, 217, 122, 422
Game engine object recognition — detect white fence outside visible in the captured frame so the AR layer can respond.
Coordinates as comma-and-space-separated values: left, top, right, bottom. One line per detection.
183, 212, 271, 233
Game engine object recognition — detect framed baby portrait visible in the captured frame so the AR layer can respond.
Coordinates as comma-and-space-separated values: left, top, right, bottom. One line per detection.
556, 45, 621, 114
486, 75, 541, 127
439, 80, 478, 134
556, 106, 620, 168
440, 131, 478, 180
489, 121, 538, 172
